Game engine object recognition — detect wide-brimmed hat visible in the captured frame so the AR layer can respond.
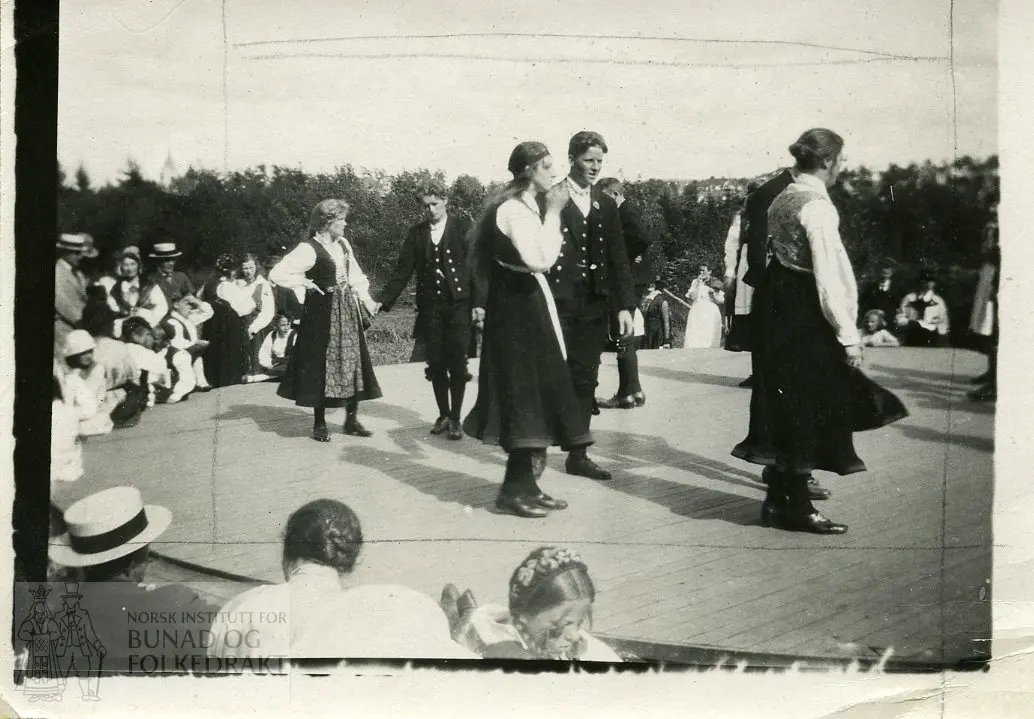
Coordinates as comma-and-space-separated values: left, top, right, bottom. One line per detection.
63, 330, 96, 358
56, 234, 89, 254
50, 487, 172, 567
149, 242, 182, 259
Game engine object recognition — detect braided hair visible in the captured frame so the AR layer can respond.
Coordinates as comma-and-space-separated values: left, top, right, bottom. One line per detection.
508, 546, 595, 619
281, 499, 363, 578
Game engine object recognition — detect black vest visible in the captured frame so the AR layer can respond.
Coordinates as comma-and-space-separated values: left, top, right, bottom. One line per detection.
304, 239, 345, 292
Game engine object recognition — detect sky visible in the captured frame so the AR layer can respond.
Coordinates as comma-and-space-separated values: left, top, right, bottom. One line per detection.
58, 0, 998, 187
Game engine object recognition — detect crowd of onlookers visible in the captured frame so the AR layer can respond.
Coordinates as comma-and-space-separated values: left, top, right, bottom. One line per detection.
52, 234, 301, 485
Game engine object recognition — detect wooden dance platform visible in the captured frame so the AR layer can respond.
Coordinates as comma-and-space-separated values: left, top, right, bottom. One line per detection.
57, 347, 993, 664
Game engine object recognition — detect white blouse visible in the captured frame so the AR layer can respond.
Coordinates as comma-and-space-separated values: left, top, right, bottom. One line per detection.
494, 192, 564, 273
269, 238, 377, 314
774, 173, 860, 347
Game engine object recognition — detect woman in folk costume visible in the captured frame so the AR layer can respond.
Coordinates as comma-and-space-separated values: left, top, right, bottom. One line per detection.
640, 278, 672, 349
269, 199, 382, 442
739, 128, 906, 535
237, 253, 276, 381
463, 141, 590, 519
198, 253, 251, 387
105, 247, 168, 335
682, 264, 724, 348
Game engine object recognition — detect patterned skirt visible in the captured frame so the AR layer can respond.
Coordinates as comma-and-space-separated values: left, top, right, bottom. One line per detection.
277, 283, 382, 408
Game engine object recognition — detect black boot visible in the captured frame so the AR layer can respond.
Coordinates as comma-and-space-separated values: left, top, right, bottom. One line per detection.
566, 447, 611, 481
343, 398, 372, 437
770, 473, 847, 535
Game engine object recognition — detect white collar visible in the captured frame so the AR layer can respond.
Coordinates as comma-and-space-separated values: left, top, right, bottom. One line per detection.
794, 172, 831, 198
122, 277, 140, 287
566, 177, 591, 196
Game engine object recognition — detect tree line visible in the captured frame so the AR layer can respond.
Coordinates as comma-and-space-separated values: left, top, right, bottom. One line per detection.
58, 155, 998, 345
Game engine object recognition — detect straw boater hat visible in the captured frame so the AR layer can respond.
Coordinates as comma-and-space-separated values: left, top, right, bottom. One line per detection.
50, 487, 172, 567
56, 233, 89, 254
149, 242, 182, 259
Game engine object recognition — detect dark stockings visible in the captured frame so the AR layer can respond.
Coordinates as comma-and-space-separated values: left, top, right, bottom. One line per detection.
500, 449, 541, 499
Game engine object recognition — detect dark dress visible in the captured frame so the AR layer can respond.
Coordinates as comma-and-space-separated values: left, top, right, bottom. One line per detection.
200, 278, 249, 388
463, 205, 591, 451
277, 239, 382, 408
734, 193, 906, 476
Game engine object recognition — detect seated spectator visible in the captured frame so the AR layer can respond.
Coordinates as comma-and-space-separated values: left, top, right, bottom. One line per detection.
859, 310, 900, 348
859, 265, 901, 324
252, 314, 296, 382
81, 300, 149, 429
208, 499, 471, 659
146, 242, 195, 304
60, 330, 113, 436
152, 324, 196, 404
49, 487, 220, 677
106, 247, 168, 336
121, 317, 171, 407
442, 546, 621, 661
51, 372, 84, 484
165, 294, 214, 391
896, 271, 950, 347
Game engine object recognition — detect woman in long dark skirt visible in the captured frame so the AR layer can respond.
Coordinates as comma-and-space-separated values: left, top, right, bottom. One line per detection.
199, 253, 250, 388
463, 142, 591, 518
742, 128, 904, 535
269, 199, 382, 442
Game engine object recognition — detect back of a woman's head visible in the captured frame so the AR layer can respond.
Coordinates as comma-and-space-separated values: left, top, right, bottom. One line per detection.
282, 499, 363, 574
789, 128, 844, 172
508, 546, 595, 619
81, 297, 116, 338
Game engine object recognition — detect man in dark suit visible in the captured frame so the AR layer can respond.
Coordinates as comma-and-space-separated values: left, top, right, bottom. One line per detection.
378, 180, 475, 439
732, 167, 831, 501
857, 265, 901, 324
596, 177, 653, 409
546, 132, 637, 480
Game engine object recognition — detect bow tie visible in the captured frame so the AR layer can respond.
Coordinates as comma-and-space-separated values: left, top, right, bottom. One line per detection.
123, 279, 140, 289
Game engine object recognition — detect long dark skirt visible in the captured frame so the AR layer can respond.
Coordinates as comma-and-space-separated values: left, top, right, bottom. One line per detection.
724, 314, 753, 352
203, 299, 249, 388
277, 285, 382, 408
463, 267, 591, 451
739, 262, 866, 476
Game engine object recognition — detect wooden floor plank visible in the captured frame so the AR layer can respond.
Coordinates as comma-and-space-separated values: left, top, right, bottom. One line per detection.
58, 348, 992, 660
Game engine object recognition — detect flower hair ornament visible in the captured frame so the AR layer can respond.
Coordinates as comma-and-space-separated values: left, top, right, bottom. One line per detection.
508, 546, 588, 615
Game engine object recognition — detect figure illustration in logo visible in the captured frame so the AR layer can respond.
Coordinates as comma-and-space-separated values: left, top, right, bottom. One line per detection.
16, 585, 64, 702
54, 582, 106, 701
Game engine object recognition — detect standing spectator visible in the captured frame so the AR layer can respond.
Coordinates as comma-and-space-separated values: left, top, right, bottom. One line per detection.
896, 271, 951, 347
107, 247, 168, 334
597, 177, 652, 410
269, 199, 383, 442
969, 207, 999, 401
683, 264, 723, 348
146, 242, 195, 304
640, 278, 672, 349
199, 254, 251, 388
237, 253, 276, 382
723, 183, 760, 385
55, 233, 90, 353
